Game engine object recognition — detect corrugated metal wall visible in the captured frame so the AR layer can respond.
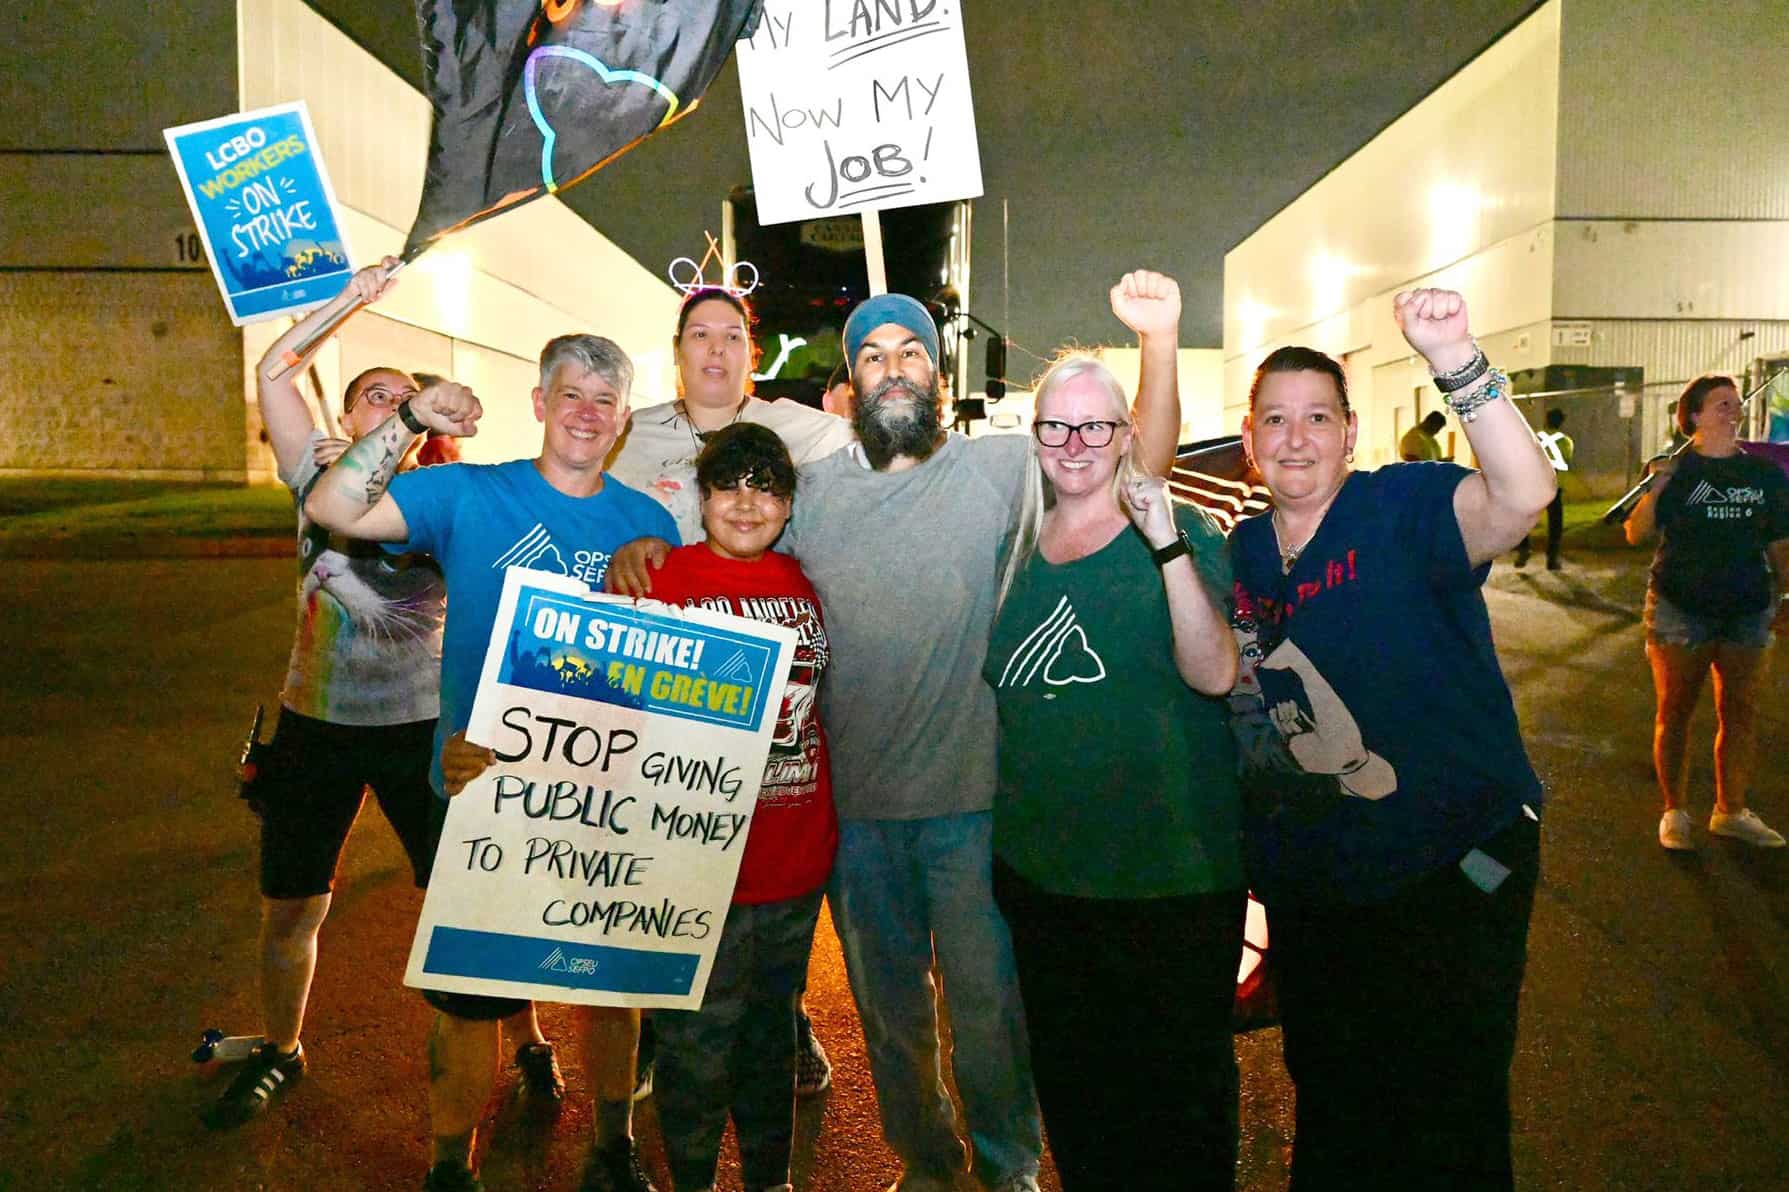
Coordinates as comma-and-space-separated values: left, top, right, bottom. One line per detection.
1221, 0, 1789, 485
1222, 2, 1562, 360
1221, 1, 1564, 457
1550, 319, 1789, 459
1556, 0, 1789, 219
1554, 221, 1789, 321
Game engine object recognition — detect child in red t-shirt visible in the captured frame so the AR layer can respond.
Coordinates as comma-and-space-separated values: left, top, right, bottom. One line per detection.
640, 422, 836, 1192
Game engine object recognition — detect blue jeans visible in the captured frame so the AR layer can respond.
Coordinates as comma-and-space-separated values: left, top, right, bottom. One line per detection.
829, 813, 1042, 1186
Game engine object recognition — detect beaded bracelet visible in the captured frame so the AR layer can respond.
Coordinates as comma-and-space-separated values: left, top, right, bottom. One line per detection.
1432, 342, 1489, 393
1446, 367, 1508, 423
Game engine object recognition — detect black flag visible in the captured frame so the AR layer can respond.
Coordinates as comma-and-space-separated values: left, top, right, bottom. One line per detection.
405, 0, 763, 257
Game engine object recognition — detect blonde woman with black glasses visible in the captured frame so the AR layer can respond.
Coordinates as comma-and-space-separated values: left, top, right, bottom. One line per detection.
984, 342, 1241, 1190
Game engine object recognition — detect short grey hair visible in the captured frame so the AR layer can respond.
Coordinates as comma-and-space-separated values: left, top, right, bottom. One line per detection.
538, 333, 634, 401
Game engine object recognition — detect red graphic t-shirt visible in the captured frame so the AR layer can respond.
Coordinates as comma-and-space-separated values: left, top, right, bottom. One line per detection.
649, 545, 836, 903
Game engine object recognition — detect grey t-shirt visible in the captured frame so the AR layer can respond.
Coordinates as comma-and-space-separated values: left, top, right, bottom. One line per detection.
782, 433, 1029, 820
280, 430, 445, 726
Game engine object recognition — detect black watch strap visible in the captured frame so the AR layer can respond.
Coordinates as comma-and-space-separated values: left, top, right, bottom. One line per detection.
1151, 530, 1192, 568
396, 399, 427, 435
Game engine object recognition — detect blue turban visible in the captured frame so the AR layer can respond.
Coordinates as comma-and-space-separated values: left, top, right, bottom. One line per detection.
842, 293, 939, 376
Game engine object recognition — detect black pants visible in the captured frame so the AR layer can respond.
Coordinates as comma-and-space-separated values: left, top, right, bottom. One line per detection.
1270, 814, 1540, 1192
1516, 491, 1565, 566
995, 860, 1244, 1191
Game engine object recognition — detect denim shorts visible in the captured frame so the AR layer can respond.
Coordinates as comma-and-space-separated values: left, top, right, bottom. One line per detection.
1645, 590, 1775, 650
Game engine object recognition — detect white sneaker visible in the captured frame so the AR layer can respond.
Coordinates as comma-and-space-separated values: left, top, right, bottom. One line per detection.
1659, 809, 1695, 851
1708, 808, 1786, 847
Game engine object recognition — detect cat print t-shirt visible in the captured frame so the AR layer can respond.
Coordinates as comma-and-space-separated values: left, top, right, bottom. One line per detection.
281, 431, 446, 726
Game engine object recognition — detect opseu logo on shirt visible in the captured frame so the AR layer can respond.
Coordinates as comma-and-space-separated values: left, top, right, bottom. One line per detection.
1686, 480, 1764, 518
498, 588, 776, 731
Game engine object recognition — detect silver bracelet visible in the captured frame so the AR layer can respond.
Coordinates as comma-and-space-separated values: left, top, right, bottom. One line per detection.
1431, 342, 1489, 393
1446, 367, 1508, 423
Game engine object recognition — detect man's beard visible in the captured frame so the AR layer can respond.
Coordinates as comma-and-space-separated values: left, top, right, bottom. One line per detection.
852, 373, 942, 470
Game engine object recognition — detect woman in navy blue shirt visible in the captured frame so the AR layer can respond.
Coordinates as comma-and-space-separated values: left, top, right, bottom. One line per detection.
1228, 289, 1556, 1190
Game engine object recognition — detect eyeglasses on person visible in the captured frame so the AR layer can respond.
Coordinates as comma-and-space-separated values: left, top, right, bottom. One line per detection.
1031, 418, 1126, 448
349, 383, 420, 411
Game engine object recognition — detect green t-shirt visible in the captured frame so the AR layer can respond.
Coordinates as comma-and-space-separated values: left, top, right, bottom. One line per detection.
984, 503, 1243, 899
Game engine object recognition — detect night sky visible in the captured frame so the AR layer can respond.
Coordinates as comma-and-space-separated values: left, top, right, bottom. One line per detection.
311, 1, 1541, 364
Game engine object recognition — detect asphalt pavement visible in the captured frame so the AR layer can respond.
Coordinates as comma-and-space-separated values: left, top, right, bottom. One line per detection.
0, 548, 1783, 1190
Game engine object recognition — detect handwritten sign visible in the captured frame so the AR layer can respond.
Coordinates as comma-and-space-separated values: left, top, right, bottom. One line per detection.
735, 0, 984, 225
405, 569, 795, 1010
163, 102, 353, 325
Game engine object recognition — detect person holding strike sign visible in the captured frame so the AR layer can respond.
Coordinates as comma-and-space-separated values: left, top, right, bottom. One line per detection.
304, 329, 677, 1192
447, 423, 835, 1192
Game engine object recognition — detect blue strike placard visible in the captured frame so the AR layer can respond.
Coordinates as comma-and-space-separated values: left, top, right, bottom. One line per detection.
163, 102, 354, 324
499, 586, 780, 731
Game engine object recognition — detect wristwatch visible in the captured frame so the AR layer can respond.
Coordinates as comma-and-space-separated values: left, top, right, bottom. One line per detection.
396, 398, 428, 435
1151, 530, 1193, 568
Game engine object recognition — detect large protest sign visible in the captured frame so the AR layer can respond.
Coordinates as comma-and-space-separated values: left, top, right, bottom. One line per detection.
405, 569, 794, 1010
735, 1, 984, 225
163, 103, 353, 324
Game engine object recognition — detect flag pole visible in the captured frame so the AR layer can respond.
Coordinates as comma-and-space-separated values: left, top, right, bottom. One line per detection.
264, 253, 413, 381
861, 211, 887, 297
1601, 366, 1786, 524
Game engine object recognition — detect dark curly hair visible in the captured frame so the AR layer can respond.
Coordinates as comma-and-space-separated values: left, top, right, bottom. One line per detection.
694, 422, 796, 500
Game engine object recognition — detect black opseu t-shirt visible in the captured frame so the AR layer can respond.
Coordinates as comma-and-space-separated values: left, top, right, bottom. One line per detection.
1651, 449, 1789, 618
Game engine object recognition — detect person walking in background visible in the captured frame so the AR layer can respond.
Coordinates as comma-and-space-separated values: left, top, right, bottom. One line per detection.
1399, 409, 1447, 461
1625, 375, 1789, 851
1517, 407, 1573, 569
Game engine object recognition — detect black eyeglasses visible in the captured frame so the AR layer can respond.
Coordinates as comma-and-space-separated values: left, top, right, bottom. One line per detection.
1032, 419, 1126, 448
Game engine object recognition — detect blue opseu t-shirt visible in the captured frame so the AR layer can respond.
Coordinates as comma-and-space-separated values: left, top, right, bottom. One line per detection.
1227, 463, 1542, 907
386, 459, 680, 796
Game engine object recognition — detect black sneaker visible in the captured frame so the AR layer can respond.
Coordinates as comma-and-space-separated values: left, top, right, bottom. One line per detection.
580, 1141, 659, 1192
515, 1041, 565, 1108
422, 1160, 485, 1192
202, 1041, 305, 1130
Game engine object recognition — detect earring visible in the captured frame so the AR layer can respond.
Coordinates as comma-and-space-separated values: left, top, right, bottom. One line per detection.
1345, 449, 1355, 463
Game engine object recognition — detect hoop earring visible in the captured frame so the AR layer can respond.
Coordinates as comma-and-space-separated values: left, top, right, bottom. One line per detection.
1345, 449, 1355, 463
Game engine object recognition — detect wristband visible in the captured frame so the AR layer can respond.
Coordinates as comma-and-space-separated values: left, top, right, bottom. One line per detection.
396, 399, 427, 435
1432, 343, 1489, 393
1152, 530, 1193, 568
